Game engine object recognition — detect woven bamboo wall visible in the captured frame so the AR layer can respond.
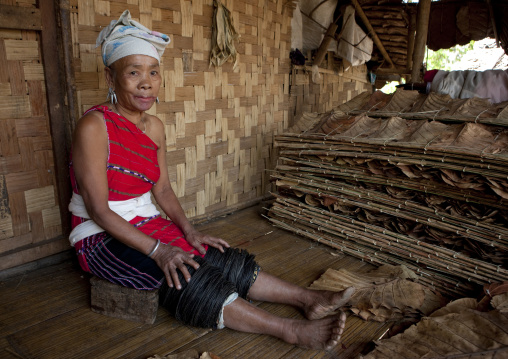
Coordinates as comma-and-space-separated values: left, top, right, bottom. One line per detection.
290, 64, 371, 123
0, 0, 67, 271
71, 0, 294, 220
0, 0, 372, 272
70, 0, 370, 221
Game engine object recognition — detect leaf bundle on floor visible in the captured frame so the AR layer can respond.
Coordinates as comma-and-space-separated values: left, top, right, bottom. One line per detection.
310, 265, 445, 322
362, 295, 508, 359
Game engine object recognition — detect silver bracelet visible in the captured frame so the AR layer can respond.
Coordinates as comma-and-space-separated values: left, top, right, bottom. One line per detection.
148, 239, 161, 257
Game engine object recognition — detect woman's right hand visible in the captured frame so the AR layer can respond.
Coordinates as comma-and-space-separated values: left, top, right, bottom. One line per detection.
150, 243, 200, 290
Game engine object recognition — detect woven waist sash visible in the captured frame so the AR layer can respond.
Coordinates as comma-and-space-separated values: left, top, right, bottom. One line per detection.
68, 191, 160, 246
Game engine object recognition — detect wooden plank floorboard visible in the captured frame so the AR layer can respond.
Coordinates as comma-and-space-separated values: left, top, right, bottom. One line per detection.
0, 206, 388, 359
170, 327, 261, 358
218, 333, 295, 359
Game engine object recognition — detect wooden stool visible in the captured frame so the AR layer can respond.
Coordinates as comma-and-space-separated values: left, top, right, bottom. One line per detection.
90, 276, 159, 324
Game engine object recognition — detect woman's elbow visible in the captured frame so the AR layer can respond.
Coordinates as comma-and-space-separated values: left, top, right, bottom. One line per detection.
153, 183, 173, 199
86, 205, 112, 225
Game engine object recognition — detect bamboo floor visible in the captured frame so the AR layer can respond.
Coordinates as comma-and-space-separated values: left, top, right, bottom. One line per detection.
0, 205, 391, 359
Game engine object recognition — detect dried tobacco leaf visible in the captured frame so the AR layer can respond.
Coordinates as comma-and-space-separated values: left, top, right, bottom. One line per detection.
362, 296, 508, 359
209, 0, 239, 68
310, 265, 444, 322
492, 293, 508, 313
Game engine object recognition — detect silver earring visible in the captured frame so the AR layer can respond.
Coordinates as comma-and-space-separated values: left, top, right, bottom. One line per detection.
156, 97, 160, 104
107, 88, 117, 104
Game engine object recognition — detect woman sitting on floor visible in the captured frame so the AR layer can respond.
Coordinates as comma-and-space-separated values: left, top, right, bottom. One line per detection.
68, 10, 354, 350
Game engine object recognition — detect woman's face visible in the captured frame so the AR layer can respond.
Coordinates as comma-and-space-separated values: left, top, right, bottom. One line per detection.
106, 54, 162, 112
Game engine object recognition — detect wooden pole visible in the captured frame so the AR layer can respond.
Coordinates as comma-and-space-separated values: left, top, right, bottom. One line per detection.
313, 11, 351, 67
410, 0, 431, 82
486, 0, 500, 47
40, 0, 75, 236
406, 7, 417, 73
375, 67, 411, 75
351, 0, 395, 69
313, 21, 340, 67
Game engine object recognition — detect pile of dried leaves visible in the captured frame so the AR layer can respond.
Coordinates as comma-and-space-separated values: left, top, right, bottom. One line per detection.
209, 0, 239, 68
362, 282, 508, 358
268, 90, 508, 297
310, 265, 445, 322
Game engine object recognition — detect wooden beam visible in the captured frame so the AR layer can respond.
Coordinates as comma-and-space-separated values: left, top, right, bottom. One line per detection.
486, 0, 500, 47
59, 0, 79, 135
39, 0, 75, 237
351, 0, 395, 68
410, 0, 431, 82
313, 11, 351, 68
406, 7, 417, 73
374, 67, 411, 75
0, 5, 42, 30
313, 22, 340, 67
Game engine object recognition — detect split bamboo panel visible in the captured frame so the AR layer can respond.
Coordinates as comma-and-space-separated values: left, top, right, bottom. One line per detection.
0, 1, 66, 271
268, 90, 508, 298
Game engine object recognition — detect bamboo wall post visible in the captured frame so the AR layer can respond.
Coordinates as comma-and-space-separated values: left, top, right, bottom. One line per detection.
410, 0, 431, 82
406, 7, 417, 74
486, 0, 500, 47
351, 0, 395, 69
40, 0, 74, 238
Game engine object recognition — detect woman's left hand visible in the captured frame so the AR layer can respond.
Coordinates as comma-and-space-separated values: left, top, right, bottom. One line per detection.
185, 229, 230, 255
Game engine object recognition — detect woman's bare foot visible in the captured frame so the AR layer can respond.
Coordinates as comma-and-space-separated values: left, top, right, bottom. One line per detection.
284, 311, 347, 350
303, 286, 355, 320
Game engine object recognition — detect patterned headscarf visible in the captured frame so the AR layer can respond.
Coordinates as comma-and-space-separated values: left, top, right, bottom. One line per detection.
96, 10, 170, 66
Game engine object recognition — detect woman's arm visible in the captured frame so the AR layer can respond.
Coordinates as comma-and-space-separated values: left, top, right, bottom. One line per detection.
149, 117, 230, 255
72, 112, 199, 289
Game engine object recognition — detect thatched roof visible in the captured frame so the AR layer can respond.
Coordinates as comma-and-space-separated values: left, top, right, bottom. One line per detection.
334, 0, 508, 75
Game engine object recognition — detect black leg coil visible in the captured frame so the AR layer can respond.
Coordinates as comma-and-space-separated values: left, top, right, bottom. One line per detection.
159, 256, 236, 328
158, 247, 260, 328
204, 247, 259, 299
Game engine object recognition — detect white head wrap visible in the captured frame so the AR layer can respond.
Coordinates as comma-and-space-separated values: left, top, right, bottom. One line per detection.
96, 10, 170, 66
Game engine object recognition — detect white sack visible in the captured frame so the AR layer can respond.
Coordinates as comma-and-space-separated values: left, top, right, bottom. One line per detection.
336, 5, 373, 67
